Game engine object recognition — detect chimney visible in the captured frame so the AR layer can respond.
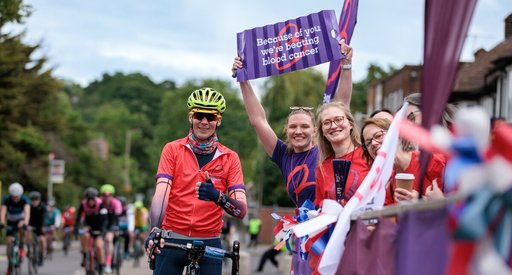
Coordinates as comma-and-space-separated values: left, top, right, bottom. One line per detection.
474, 48, 487, 60
506, 13, 512, 39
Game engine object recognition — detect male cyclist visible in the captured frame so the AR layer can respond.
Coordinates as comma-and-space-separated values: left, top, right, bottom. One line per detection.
99, 184, 122, 274
28, 191, 47, 266
60, 205, 76, 252
0, 182, 30, 275
75, 187, 107, 274
146, 88, 247, 275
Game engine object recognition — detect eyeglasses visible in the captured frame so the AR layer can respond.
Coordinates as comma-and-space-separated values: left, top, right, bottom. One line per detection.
193, 112, 218, 122
289, 106, 314, 111
363, 130, 387, 149
321, 116, 345, 129
407, 110, 421, 122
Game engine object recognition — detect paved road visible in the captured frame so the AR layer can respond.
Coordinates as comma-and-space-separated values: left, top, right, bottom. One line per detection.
0, 241, 288, 275
0, 241, 151, 275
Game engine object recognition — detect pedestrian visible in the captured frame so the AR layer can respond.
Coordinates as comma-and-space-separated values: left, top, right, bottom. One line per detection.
247, 214, 261, 248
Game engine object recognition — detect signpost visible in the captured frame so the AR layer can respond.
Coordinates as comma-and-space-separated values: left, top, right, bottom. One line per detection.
48, 153, 65, 202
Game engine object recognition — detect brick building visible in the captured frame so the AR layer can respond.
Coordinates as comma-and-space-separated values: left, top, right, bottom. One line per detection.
367, 13, 512, 122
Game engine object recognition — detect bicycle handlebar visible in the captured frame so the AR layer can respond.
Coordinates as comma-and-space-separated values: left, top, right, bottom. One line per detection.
148, 230, 240, 275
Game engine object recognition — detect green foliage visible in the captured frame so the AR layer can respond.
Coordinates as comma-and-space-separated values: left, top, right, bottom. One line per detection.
0, 0, 31, 27
1, 0, 399, 209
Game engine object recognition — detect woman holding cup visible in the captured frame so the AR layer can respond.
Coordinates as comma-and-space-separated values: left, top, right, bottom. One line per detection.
360, 118, 445, 204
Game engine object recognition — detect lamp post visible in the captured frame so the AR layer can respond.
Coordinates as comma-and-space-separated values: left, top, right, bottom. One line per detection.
124, 129, 141, 193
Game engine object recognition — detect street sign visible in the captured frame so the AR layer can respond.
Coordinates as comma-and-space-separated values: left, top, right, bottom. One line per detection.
50, 160, 65, 184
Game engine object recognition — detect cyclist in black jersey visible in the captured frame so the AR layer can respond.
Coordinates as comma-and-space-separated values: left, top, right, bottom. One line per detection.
0, 182, 31, 275
28, 191, 47, 266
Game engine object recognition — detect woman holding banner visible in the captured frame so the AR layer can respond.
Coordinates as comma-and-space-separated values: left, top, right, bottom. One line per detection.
232, 40, 353, 275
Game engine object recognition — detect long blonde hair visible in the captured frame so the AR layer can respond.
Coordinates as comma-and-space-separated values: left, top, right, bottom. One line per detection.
316, 102, 360, 162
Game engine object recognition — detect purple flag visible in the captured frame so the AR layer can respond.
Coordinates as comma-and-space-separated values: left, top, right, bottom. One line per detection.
396, 208, 450, 275
323, 0, 359, 103
236, 10, 342, 82
418, 0, 477, 195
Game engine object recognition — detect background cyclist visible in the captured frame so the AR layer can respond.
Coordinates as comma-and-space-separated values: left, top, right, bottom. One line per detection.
133, 200, 148, 257
146, 88, 247, 275
117, 196, 134, 259
0, 182, 30, 275
44, 199, 61, 258
75, 187, 107, 274
60, 205, 76, 251
99, 183, 122, 274
28, 191, 46, 266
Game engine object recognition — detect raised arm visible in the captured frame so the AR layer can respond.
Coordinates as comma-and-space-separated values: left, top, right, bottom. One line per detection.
333, 39, 353, 106
233, 57, 278, 157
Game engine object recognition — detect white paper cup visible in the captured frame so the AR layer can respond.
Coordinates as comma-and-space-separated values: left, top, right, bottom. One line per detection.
395, 173, 415, 191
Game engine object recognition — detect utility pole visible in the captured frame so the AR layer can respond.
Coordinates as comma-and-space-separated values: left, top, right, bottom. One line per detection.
47, 153, 54, 202
124, 130, 133, 193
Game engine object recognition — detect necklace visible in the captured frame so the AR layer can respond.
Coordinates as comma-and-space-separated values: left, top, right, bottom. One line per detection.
336, 143, 355, 162
287, 148, 313, 206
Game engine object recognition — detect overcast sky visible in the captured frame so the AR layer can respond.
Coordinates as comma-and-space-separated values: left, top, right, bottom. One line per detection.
7, 0, 512, 88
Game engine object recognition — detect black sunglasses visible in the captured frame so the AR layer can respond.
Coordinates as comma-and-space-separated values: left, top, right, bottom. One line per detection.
193, 112, 218, 122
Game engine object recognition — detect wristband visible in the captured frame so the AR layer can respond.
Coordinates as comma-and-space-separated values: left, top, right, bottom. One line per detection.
342, 63, 352, 70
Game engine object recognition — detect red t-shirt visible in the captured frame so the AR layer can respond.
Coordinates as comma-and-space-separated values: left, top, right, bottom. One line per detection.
311, 146, 369, 274
384, 151, 446, 205
315, 146, 370, 206
156, 137, 245, 237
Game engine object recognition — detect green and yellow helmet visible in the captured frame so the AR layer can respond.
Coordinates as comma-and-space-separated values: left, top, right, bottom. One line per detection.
187, 87, 226, 114
99, 184, 116, 196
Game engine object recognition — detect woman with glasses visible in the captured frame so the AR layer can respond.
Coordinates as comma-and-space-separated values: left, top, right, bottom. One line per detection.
232, 40, 353, 275
315, 102, 369, 205
311, 102, 369, 274
360, 118, 446, 204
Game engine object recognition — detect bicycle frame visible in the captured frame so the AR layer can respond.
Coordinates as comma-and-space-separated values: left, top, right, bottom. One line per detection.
26, 228, 40, 275
81, 229, 102, 275
7, 226, 23, 275
148, 230, 240, 275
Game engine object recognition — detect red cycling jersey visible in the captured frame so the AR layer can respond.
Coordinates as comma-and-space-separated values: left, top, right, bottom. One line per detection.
156, 137, 245, 237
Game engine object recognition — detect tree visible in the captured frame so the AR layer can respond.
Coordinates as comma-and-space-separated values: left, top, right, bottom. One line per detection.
0, 0, 31, 30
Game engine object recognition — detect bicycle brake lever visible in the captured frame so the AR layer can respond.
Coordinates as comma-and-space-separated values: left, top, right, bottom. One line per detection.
148, 231, 161, 270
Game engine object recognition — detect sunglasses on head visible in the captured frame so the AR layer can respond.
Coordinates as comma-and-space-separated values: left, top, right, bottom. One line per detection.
289, 106, 314, 112
193, 112, 218, 122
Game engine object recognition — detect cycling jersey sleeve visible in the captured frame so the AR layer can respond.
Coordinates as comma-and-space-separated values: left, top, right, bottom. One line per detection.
216, 192, 247, 219
149, 178, 171, 229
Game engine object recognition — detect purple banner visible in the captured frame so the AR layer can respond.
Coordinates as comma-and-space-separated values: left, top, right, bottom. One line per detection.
236, 10, 342, 82
323, 0, 359, 103
418, 0, 477, 196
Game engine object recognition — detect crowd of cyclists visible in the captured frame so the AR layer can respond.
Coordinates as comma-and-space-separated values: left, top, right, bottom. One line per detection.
0, 182, 149, 275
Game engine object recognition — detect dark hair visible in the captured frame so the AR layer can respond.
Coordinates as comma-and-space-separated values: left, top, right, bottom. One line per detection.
404, 93, 421, 107
369, 108, 394, 118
